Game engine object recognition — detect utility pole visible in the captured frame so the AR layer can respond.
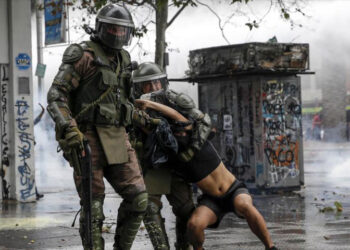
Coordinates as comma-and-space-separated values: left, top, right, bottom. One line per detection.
36, 0, 44, 99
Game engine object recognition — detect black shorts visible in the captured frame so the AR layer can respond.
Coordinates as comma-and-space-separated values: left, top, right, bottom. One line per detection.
197, 180, 250, 228
173, 141, 221, 183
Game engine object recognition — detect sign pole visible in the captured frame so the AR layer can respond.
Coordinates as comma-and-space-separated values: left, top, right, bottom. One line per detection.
36, 0, 44, 99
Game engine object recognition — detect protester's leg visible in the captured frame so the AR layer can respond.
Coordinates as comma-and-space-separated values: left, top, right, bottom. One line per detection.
143, 194, 170, 250
234, 193, 274, 249
186, 206, 217, 250
166, 175, 195, 250
105, 133, 147, 250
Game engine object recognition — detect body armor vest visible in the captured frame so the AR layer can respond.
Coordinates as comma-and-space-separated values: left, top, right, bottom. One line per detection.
142, 89, 212, 151
72, 41, 132, 127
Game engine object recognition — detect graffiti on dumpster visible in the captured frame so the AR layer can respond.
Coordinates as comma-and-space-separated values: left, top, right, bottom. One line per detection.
235, 83, 255, 183
262, 80, 301, 185
15, 99, 35, 200
248, 84, 255, 156
1, 64, 10, 199
199, 78, 302, 187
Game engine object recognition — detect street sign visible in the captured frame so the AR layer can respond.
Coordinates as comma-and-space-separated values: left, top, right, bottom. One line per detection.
35, 63, 47, 78
15, 53, 31, 70
44, 0, 65, 45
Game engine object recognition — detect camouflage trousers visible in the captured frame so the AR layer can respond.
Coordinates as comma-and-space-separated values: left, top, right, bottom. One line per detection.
144, 174, 195, 250
73, 129, 146, 250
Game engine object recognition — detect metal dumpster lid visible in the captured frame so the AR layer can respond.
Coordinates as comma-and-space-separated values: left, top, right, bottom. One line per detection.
169, 70, 315, 83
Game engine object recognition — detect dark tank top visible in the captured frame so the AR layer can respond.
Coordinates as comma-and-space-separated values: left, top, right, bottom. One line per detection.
171, 141, 221, 183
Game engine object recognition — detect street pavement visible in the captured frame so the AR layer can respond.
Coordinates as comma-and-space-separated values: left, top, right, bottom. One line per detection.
1, 140, 350, 250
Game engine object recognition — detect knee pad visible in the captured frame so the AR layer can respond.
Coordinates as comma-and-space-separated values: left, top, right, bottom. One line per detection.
131, 192, 148, 213
91, 199, 105, 221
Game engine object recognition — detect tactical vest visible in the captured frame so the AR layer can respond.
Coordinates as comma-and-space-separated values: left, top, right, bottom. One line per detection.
143, 89, 212, 151
72, 41, 133, 127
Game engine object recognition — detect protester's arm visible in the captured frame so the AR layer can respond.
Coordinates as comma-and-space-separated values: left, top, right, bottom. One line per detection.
135, 99, 192, 130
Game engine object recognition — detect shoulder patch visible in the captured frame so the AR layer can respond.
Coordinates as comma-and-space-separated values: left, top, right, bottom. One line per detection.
62, 44, 84, 64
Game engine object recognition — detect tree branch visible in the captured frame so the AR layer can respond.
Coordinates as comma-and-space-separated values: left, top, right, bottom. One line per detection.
195, 0, 230, 44
112, 0, 156, 9
167, 0, 191, 28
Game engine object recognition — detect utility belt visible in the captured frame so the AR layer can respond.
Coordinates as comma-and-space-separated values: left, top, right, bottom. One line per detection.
78, 123, 121, 133
75, 100, 134, 131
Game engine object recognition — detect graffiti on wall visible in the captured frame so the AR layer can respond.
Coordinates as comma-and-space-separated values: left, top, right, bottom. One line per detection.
15, 99, 35, 200
262, 80, 301, 185
1, 64, 10, 199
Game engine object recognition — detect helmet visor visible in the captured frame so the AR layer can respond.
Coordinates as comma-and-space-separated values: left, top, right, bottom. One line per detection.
99, 23, 133, 49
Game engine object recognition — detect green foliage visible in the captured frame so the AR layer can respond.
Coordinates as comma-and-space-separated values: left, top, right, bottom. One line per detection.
319, 202, 343, 213
319, 206, 334, 213
334, 201, 343, 212
281, 8, 290, 20
134, 25, 148, 38
173, 0, 197, 7
245, 20, 258, 30
231, 0, 251, 4
94, 0, 108, 10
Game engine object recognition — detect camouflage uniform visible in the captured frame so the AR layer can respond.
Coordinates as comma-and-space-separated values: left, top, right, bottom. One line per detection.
139, 88, 211, 250
47, 39, 154, 250
131, 62, 213, 250
132, 131, 195, 250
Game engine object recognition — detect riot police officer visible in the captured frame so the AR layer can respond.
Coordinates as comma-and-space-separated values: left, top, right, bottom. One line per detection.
47, 4, 156, 250
132, 62, 201, 250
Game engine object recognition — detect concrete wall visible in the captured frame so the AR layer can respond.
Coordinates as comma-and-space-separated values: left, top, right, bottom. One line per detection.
1, 0, 36, 202
0, 0, 9, 202
0, 65, 10, 202
0, 0, 9, 64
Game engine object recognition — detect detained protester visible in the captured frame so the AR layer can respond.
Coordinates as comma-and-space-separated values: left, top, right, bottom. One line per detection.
131, 62, 195, 250
135, 87, 278, 250
47, 4, 159, 250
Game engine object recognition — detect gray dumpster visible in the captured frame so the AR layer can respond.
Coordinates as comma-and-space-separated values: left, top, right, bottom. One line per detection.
186, 43, 311, 192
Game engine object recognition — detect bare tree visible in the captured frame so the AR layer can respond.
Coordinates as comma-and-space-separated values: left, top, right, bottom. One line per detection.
61, 0, 307, 69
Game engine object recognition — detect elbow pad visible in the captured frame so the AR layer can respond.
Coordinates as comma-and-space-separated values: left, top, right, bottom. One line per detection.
47, 86, 74, 138
191, 112, 212, 151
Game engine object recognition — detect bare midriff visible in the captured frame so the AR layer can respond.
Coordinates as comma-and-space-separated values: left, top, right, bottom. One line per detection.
196, 162, 236, 197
